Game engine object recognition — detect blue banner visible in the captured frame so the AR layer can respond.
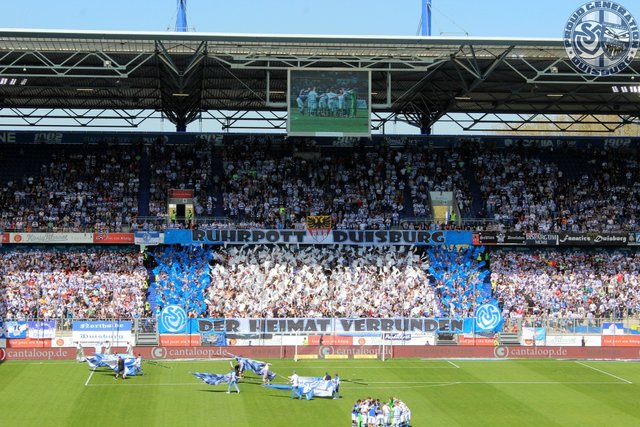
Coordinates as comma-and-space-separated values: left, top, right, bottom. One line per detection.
158, 317, 479, 334
164, 229, 472, 246
72, 321, 132, 332
158, 305, 188, 334
134, 231, 162, 245
157, 314, 229, 339
72, 320, 133, 343
163, 229, 197, 245
27, 321, 56, 339
3, 321, 28, 338
473, 304, 503, 333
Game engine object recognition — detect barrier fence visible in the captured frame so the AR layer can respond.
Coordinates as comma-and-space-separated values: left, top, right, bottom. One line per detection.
2, 316, 639, 350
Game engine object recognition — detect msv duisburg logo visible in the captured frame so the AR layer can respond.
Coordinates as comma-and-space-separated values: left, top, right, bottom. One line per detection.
564, 1, 639, 76
160, 305, 187, 333
475, 304, 503, 332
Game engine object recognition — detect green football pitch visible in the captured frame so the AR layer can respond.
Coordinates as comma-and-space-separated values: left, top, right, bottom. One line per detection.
2, 358, 640, 427
289, 110, 369, 134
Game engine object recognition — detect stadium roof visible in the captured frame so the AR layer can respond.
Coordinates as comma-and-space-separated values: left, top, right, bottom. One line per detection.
0, 29, 639, 132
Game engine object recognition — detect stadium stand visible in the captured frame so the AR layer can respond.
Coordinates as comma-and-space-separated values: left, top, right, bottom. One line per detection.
0, 144, 140, 233
0, 248, 147, 320
1, 138, 639, 232
1, 136, 640, 327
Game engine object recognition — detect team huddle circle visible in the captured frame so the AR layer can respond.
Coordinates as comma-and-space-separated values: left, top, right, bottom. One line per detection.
351, 397, 411, 427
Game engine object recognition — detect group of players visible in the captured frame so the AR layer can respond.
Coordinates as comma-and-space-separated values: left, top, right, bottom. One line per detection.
352, 397, 412, 427
295, 86, 358, 117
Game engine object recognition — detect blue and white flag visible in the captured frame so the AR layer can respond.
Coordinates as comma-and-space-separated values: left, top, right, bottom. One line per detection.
192, 372, 232, 386
265, 376, 336, 400
231, 354, 277, 382
85, 353, 143, 376
299, 377, 335, 399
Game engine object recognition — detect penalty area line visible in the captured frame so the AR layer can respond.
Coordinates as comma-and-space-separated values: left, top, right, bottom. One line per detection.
575, 361, 633, 384
86, 382, 202, 387
84, 369, 96, 387
447, 360, 460, 369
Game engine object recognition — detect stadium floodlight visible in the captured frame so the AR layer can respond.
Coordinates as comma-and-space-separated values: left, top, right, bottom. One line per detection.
611, 85, 640, 93
0, 78, 27, 85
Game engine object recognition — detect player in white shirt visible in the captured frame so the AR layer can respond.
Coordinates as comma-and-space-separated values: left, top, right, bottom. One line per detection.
226, 368, 240, 394
289, 369, 301, 399
307, 87, 318, 116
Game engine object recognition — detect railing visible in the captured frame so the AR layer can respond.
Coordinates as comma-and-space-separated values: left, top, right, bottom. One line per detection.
7, 315, 639, 335
3, 215, 640, 233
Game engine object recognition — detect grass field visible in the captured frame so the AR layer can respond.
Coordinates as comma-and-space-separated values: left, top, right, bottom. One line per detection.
289, 110, 369, 134
2, 358, 640, 426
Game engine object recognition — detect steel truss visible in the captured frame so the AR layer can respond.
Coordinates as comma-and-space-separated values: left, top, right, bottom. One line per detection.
0, 31, 639, 132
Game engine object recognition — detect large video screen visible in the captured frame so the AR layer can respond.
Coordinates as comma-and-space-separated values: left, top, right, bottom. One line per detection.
287, 69, 371, 137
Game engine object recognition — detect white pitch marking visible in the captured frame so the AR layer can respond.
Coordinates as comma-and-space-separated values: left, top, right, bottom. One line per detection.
286, 365, 457, 369
84, 369, 96, 386
575, 361, 633, 384
447, 360, 460, 369
364, 380, 624, 385
86, 382, 202, 387
84, 380, 625, 389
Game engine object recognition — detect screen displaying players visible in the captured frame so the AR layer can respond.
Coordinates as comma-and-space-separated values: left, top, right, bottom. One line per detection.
288, 69, 371, 137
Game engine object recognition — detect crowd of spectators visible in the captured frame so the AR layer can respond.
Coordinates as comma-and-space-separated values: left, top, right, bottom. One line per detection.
473, 149, 561, 231
2, 245, 640, 326
473, 144, 640, 233
220, 142, 405, 230
154, 245, 441, 318
0, 249, 147, 320
0, 139, 638, 233
218, 141, 475, 231
490, 249, 640, 324
148, 139, 216, 219
555, 150, 640, 232
395, 146, 472, 219
152, 245, 212, 318
0, 145, 140, 232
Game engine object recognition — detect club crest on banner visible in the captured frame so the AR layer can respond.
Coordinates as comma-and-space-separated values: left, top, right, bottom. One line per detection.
306, 215, 332, 243
160, 305, 187, 333
564, 1, 639, 75
475, 304, 503, 332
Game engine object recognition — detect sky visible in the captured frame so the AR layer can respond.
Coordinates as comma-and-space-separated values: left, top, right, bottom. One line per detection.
2, 0, 640, 133
4, 0, 640, 38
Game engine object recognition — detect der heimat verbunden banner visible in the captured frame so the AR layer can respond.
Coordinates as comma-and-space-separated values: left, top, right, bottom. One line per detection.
164, 229, 473, 246
159, 317, 478, 335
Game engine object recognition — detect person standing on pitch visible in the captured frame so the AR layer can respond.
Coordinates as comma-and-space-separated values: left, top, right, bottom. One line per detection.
332, 373, 340, 399
226, 367, 240, 394
115, 356, 126, 380
261, 363, 272, 385
289, 369, 301, 399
